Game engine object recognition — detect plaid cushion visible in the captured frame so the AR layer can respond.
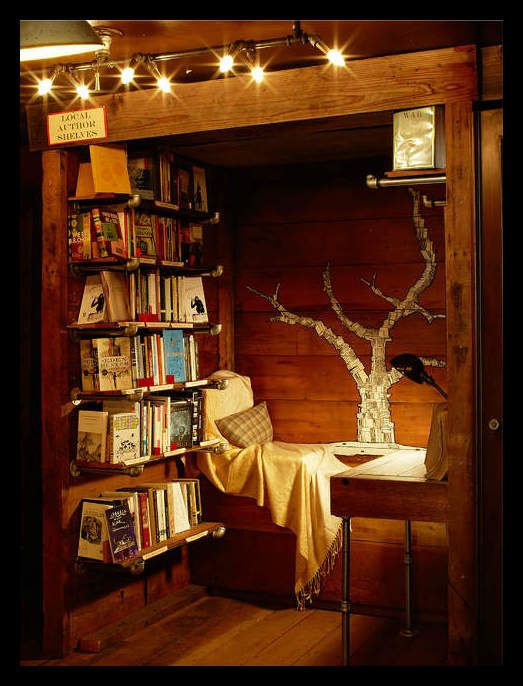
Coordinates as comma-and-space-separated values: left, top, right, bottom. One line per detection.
215, 401, 273, 448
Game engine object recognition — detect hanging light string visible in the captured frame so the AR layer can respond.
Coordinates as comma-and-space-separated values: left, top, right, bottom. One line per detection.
25, 20, 347, 100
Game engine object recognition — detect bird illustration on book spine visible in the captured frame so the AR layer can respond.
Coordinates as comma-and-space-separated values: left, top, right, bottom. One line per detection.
248, 188, 446, 446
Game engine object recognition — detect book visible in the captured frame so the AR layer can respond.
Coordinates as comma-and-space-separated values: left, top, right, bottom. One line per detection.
91, 207, 127, 259
171, 481, 191, 533
162, 329, 186, 384
77, 274, 107, 324
116, 487, 152, 549
77, 499, 113, 562
105, 500, 139, 563
185, 223, 204, 267
169, 399, 193, 449
76, 410, 109, 463
68, 211, 92, 261
100, 270, 131, 322
173, 479, 202, 526
180, 276, 208, 324
99, 490, 142, 550
87, 144, 132, 195
177, 168, 192, 209
80, 339, 100, 391
127, 155, 155, 200
134, 212, 157, 258
108, 412, 140, 464
191, 166, 208, 212
95, 337, 133, 391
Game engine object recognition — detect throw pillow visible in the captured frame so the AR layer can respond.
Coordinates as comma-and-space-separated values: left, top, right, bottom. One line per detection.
215, 401, 273, 448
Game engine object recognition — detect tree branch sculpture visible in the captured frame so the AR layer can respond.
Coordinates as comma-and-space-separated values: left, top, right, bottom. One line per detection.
247, 188, 446, 446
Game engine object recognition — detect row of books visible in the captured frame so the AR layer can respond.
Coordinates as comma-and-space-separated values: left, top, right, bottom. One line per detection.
76, 390, 203, 464
80, 331, 200, 392
69, 206, 205, 267
78, 271, 209, 326
77, 478, 202, 563
128, 150, 208, 212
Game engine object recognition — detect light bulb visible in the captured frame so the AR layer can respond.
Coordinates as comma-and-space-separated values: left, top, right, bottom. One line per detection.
37, 78, 53, 95
327, 49, 345, 67
76, 83, 90, 99
157, 76, 171, 93
219, 54, 234, 73
251, 66, 264, 83
121, 66, 135, 85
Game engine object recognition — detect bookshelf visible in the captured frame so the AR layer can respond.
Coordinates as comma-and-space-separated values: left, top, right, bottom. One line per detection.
38, 143, 230, 655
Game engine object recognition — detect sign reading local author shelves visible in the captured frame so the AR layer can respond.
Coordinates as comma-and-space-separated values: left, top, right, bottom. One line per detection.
47, 106, 107, 146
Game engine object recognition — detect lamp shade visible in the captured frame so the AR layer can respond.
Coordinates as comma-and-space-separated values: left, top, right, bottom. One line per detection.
20, 20, 103, 62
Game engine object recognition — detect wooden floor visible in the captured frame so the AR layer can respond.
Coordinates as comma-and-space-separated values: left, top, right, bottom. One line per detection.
20, 591, 448, 668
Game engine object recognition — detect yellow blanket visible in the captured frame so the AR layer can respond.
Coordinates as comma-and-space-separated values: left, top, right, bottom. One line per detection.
196, 370, 347, 609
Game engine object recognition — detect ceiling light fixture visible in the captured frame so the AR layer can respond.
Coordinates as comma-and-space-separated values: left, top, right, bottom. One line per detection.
20, 20, 104, 62
22, 20, 347, 100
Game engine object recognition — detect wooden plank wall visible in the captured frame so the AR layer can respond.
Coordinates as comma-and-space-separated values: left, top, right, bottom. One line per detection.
232, 157, 447, 447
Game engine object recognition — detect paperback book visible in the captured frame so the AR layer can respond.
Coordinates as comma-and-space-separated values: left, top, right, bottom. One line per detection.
77, 274, 107, 324
162, 329, 186, 383
169, 399, 193, 449
76, 410, 109, 463
77, 499, 113, 562
108, 412, 140, 464
180, 277, 208, 324
91, 207, 127, 259
105, 500, 139, 563
95, 337, 133, 391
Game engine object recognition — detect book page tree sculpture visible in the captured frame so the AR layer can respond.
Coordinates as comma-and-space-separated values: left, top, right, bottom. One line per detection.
248, 188, 445, 446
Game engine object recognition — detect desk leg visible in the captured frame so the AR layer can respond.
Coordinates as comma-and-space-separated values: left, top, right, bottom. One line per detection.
400, 519, 418, 637
341, 516, 351, 666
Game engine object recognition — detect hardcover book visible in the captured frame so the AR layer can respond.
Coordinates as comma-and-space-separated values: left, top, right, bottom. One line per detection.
191, 166, 208, 212
91, 207, 127, 259
169, 399, 193, 449
87, 144, 132, 195
105, 501, 139, 563
162, 329, 186, 384
95, 337, 133, 391
68, 211, 92, 261
76, 410, 109, 463
127, 156, 155, 200
134, 212, 157, 258
108, 412, 140, 464
78, 274, 107, 324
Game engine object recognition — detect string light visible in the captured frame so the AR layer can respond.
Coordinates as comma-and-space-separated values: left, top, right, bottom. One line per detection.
251, 65, 264, 83
219, 54, 234, 73
327, 48, 345, 66
24, 21, 348, 100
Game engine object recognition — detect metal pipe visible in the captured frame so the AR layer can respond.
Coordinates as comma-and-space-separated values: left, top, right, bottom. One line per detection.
341, 516, 351, 666
366, 174, 446, 189
400, 519, 417, 637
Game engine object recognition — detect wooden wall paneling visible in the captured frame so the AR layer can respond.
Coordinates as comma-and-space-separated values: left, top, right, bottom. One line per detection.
444, 100, 477, 665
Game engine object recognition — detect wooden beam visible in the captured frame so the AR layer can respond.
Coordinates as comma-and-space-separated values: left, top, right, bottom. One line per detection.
444, 100, 477, 666
480, 45, 503, 101
25, 45, 478, 151
41, 149, 72, 657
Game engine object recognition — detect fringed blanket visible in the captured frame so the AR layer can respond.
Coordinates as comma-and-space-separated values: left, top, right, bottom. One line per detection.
196, 370, 347, 609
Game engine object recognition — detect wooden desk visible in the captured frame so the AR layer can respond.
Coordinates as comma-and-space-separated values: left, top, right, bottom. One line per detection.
330, 450, 448, 666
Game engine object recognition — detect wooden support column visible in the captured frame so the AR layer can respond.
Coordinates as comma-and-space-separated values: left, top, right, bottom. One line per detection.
444, 100, 477, 665
41, 149, 72, 657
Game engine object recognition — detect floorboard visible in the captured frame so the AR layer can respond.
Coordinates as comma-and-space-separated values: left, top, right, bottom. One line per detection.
19, 592, 448, 668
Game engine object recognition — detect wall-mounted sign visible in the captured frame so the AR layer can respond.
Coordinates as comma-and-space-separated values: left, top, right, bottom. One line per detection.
47, 106, 107, 146
392, 106, 445, 171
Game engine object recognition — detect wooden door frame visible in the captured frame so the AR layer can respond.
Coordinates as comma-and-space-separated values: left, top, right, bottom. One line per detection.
33, 43, 501, 660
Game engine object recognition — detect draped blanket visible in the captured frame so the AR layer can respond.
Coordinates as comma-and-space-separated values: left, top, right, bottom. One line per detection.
196, 370, 347, 609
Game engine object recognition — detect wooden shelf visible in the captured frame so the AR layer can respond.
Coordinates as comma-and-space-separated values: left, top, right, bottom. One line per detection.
70, 439, 227, 477
68, 193, 219, 224
76, 521, 226, 575
70, 377, 227, 404
67, 321, 222, 338
384, 168, 446, 178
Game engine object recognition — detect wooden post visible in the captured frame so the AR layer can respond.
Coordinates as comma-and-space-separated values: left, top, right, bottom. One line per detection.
41, 149, 72, 656
444, 100, 477, 665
